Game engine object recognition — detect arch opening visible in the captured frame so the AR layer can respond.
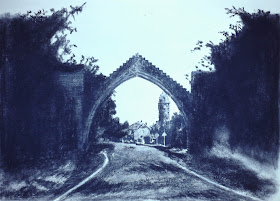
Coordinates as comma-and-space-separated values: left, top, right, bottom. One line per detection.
81, 54, 191, 150
113, 77, 180, 125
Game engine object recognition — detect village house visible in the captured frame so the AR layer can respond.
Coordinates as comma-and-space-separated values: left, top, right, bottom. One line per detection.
122, 92, 171, 146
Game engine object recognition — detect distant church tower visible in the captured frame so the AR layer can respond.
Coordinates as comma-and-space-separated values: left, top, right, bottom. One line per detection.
158, 92, 170, 127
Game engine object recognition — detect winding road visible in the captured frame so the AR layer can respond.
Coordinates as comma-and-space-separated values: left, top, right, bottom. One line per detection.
54, 143, 261, 201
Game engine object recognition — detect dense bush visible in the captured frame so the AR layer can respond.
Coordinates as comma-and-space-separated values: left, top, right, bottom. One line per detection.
0, 4, 125, 167
190, 8, 280, 166
168, 113, 186, 148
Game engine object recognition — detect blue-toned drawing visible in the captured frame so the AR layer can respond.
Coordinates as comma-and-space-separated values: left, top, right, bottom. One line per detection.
0, 1, 279, 200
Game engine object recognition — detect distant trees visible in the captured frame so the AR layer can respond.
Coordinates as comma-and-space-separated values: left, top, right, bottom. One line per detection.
87, 90, 130, 143
103, 118, 129, 141
168, 113, 186, 147
83, 69, 130, 144
149, 113, 186, 147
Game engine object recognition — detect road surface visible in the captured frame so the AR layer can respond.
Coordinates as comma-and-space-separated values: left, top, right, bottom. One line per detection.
57, 143, 259, 201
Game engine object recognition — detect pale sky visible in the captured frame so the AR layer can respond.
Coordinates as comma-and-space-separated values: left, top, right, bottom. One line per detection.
1, 0, 279, 125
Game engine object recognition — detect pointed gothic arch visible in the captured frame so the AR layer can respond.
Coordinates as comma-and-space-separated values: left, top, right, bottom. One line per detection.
81, 54, 191, 149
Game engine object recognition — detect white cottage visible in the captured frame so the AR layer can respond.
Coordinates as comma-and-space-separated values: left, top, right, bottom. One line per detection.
134, 126, 151, 144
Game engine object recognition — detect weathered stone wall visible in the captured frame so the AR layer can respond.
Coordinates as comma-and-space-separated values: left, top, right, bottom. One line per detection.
56, 70, 85, 149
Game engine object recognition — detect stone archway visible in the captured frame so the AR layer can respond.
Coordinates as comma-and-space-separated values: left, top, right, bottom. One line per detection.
81, 54, 191, 149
